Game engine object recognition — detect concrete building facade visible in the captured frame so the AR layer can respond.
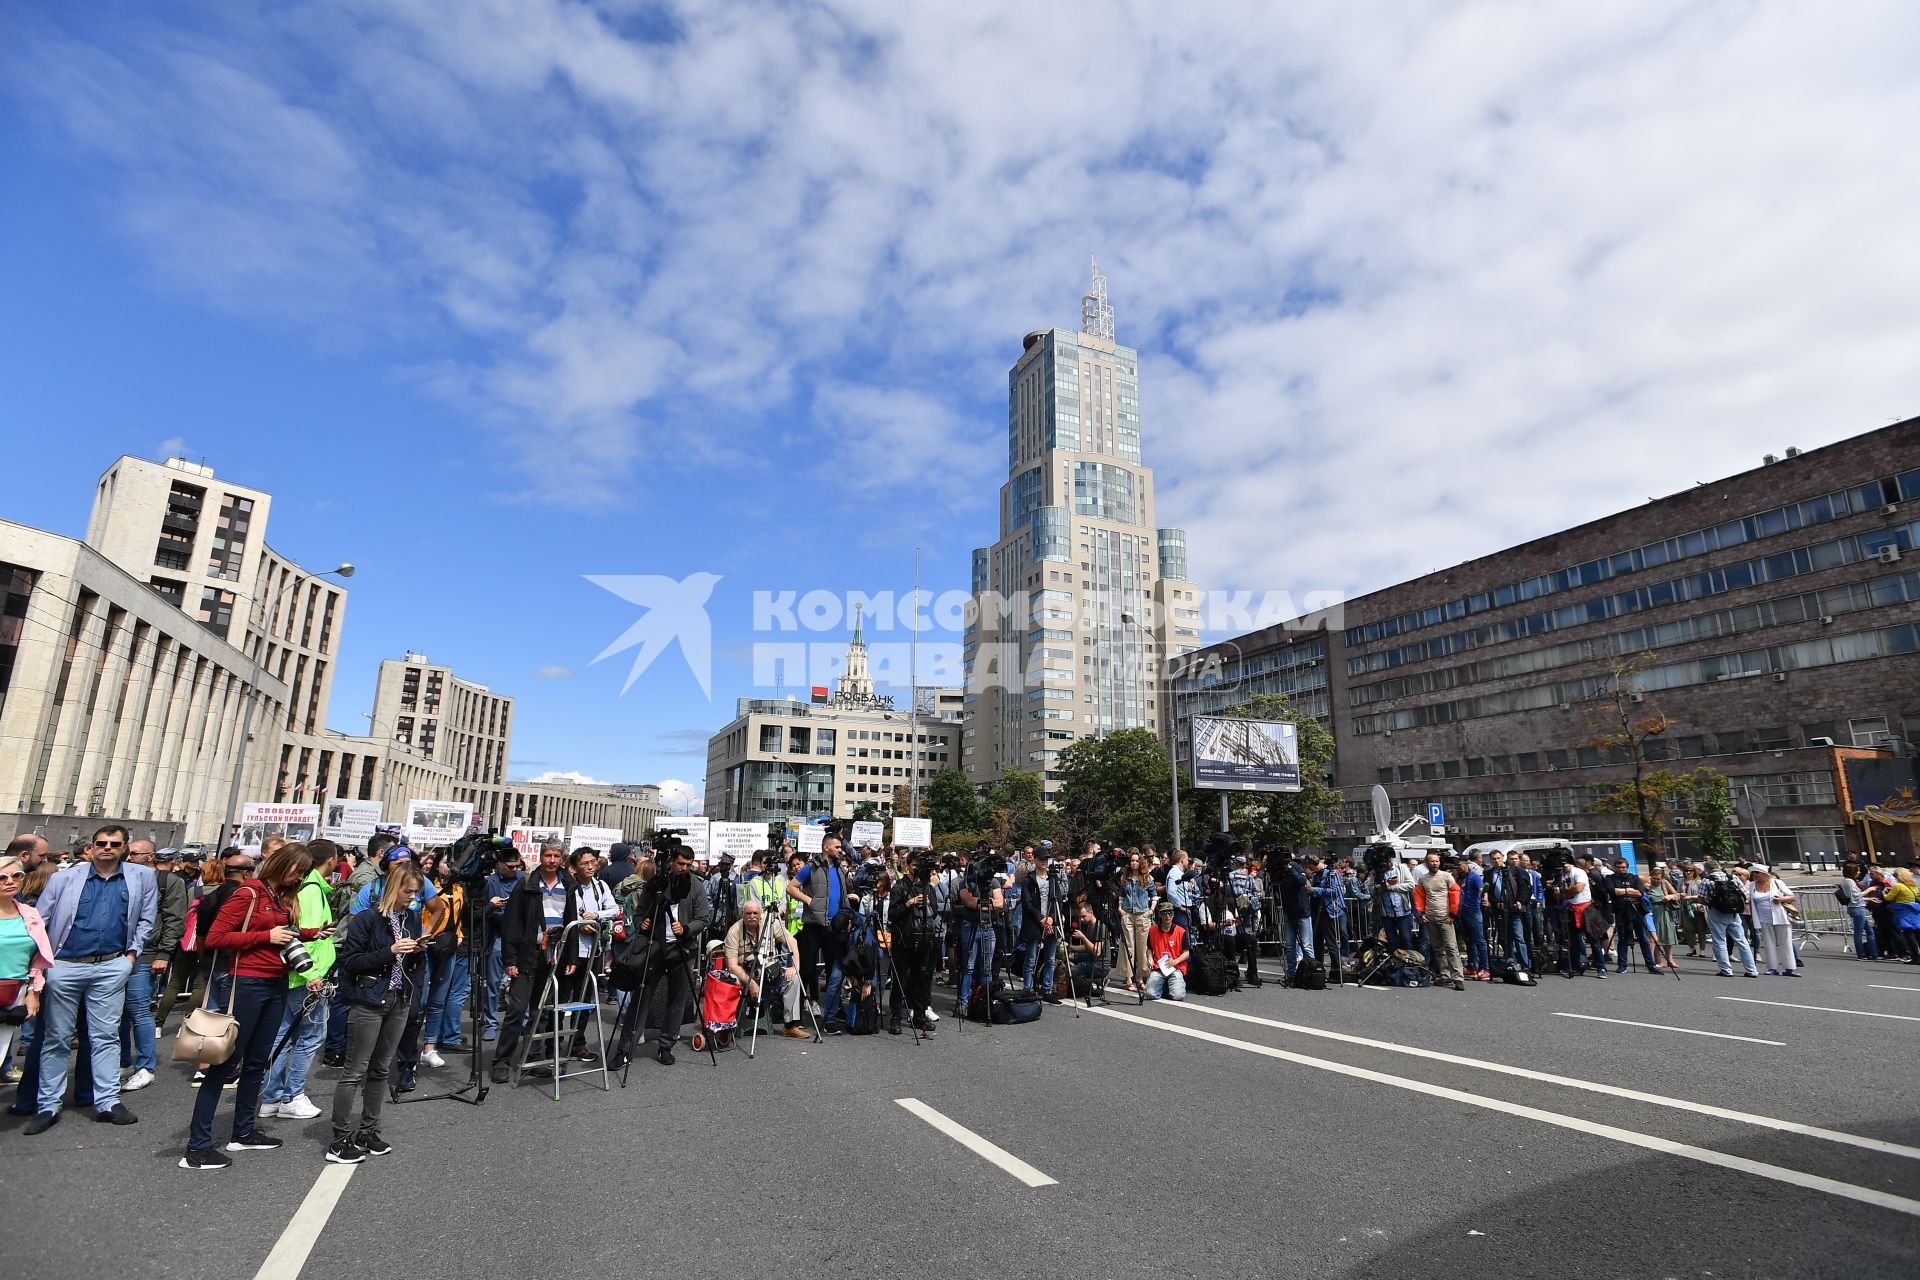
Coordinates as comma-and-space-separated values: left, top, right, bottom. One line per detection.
1173, 416, 1920, 863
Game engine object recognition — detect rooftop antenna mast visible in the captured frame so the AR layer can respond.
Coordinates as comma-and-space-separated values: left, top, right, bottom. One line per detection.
1081, 255, 1114, 341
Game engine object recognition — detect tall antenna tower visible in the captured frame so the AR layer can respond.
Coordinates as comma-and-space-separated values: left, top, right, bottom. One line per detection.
1081, 254, 1115, 341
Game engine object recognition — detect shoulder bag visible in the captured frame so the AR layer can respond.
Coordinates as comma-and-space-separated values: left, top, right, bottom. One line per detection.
171, 888, 258, 1065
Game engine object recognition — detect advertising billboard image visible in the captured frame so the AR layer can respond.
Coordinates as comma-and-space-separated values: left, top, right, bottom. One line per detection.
1191, 716, 1301, 793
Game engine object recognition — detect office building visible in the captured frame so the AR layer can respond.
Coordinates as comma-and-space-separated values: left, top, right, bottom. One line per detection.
965, 262, 1202, 792
1174, 415, 1920, 863
705, 627, 961, 822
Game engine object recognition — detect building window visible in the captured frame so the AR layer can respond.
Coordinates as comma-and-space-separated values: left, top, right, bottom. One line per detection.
194, 586, 235, 639
207, 495, 253, 581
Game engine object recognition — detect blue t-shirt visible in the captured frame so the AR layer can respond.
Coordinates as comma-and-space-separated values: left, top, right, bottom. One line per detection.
1457, 868, 1484, 918
0, 914, 35, 981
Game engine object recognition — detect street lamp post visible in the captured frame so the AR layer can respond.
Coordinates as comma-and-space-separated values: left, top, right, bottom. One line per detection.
220, 562, 354, 844
1121, 611, 1181, 854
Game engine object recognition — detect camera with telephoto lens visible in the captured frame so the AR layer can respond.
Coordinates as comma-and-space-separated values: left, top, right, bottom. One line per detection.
280, 936, 313, 973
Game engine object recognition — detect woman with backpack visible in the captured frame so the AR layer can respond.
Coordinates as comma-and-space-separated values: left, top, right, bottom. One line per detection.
181, 842, 312, 1171
328, 859, 426, 1164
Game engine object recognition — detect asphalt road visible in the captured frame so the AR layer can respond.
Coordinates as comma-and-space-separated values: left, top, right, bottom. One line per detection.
6, 946, 1918, 1280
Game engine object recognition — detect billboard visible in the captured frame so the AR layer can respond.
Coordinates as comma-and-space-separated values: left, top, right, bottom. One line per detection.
238, 803, 319, 855
1191, 716, 1301, 793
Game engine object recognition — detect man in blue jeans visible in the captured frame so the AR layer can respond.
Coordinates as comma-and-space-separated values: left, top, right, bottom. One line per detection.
25, 824, 158, 1134
119, 841, 186, 1094
955, 860, 1006, 1015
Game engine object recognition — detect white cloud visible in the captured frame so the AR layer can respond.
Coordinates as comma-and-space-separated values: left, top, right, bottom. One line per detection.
13, 1, 1920, 588
533, 664, 574, 679
653, 778, 703, 815
521, 768, 606, 785
156, 436, 191, 460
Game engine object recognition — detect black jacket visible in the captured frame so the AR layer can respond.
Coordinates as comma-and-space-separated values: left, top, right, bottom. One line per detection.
499, 872, 578, 972
630, 871, 712, 969
1276, 861, 1311, 921
1019, 866, 1066, 943
337, 907, 425, 1010
889, 880, 939, 952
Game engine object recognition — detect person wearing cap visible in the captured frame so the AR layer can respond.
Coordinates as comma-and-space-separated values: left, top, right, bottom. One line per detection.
1144, 902, 1189, 1001
1604, 857, 1661, 973
119, 840, 187, 1093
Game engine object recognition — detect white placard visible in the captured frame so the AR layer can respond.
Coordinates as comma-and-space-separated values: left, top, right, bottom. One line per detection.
509, 826, 565, 859
238, 803, 319, 855
711, 822, 766, 858
849, 820, 885, 851
795, 823, 825, 854
891, 817, 932, 849
320, 799, 383, 846
406, 799, 474, 848
654, 815, 710, 856
568, 825, 624, 854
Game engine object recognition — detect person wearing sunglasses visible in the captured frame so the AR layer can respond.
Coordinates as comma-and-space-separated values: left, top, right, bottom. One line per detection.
0, 854, 55, 1080
20, 825, 159, 1135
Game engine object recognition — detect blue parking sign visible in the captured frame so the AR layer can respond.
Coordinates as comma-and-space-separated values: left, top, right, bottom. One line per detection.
1427, 802, 1445, 828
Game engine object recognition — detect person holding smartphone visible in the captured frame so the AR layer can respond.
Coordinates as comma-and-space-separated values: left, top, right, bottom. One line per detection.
327, 860, 427, 1165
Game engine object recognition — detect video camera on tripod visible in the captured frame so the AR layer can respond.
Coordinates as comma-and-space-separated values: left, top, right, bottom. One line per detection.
445, 830, 516, 886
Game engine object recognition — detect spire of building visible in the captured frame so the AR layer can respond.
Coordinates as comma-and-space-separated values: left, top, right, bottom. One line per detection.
1082, 254, 1115, 341
830, 605, 891, 710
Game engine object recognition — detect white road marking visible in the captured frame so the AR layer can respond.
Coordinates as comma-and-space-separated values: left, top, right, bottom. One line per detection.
1089, 1005, 1920, 1219
1716, 996, 1920, 1023
894, 1097, 1057, 1188
254, 1164, 355, 1280
1868, 985, 1920, 994
1120, 997, 1920, 1162
1550, 1011, 1785, 1045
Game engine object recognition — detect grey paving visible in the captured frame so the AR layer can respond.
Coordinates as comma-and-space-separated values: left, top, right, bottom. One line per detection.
5, 948, 1918, 1280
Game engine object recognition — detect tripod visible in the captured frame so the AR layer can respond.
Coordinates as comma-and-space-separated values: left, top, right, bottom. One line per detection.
1090, 879, 1142, 1007
615, 884, 717, 1084
396, 885, 489, 1107
874, 891, 923, 1044
743, 917, 822, 1058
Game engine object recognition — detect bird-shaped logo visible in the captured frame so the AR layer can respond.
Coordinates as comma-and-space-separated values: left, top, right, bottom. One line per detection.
585, 572, 722, 698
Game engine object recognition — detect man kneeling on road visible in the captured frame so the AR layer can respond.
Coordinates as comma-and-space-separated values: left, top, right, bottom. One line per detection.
725, 900, 808, 1040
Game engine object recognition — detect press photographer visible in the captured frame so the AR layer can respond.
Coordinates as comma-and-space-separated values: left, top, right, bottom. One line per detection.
610, 842, 711, 1068
1018, 846, 1066, 1003
490, 843, 577, 1083
887, 858, 940, 1036
955, 850, 1008, 1016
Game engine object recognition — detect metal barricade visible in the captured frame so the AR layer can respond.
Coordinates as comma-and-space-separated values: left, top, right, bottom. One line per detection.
1787, 883, 1847, 954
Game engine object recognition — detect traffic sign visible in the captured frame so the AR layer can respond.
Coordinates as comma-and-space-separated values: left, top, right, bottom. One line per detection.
1427, 802, 1445, 834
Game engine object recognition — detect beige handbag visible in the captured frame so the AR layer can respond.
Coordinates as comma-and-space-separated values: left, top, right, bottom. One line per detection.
171, 889, 257, 1065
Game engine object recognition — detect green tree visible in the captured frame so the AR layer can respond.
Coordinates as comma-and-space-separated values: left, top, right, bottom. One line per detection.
1211, 692, 1341, 853
1688, 767, 1737, 861
1585, 653, 1687, 851
1053, 728, 1178, 851
984, 769, 1052, 848
925, 766, 983, 836
850, 800, 882, 823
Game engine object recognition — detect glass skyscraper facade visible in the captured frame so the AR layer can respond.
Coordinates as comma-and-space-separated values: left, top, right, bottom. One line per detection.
965, 271, 1202, 791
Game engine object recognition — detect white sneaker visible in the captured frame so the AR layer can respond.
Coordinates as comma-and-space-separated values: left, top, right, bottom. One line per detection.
925, 1008, 940, 1023
121, 1068, 156, 1092
256, 1101, 282, 1118
421, 1048, 446, 1068
279, 1094, 322, 1120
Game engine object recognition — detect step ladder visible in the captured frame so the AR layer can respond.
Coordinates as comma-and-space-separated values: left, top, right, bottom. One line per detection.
512, 919, 610, 1099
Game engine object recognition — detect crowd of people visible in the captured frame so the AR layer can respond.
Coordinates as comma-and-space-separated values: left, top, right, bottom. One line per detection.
3, 824, 1916, 1172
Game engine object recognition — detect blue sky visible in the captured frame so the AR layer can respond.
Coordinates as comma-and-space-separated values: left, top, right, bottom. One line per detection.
5, 2, 1919, 808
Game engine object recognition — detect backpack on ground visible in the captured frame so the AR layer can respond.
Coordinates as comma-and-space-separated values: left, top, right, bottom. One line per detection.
1292, 956, 1327, 991
1004, 987, 1044, 1024
1187, 941, 1235, 996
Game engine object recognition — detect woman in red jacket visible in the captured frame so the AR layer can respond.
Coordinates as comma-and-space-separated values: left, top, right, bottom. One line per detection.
180, 843, 311, 1171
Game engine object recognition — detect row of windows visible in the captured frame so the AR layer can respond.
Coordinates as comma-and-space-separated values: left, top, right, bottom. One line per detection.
1342, 771, 1838, 824
1374, 718, 1912, 787
1346, 468, 1920, 648
1352, 621, 1920, 735
1349, 517, 1919, 676
1350, 568, 1920, 707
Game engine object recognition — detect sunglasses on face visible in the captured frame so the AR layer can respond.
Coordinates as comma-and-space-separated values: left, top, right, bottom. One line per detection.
0, 871, 23, 882
94, 839, 125, 849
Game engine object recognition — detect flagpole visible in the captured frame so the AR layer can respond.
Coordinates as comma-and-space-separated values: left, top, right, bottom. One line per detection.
910, 545, 921, 821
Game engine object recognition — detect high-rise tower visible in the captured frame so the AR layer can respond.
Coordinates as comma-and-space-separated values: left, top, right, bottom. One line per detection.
963, 263, 1203, 791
